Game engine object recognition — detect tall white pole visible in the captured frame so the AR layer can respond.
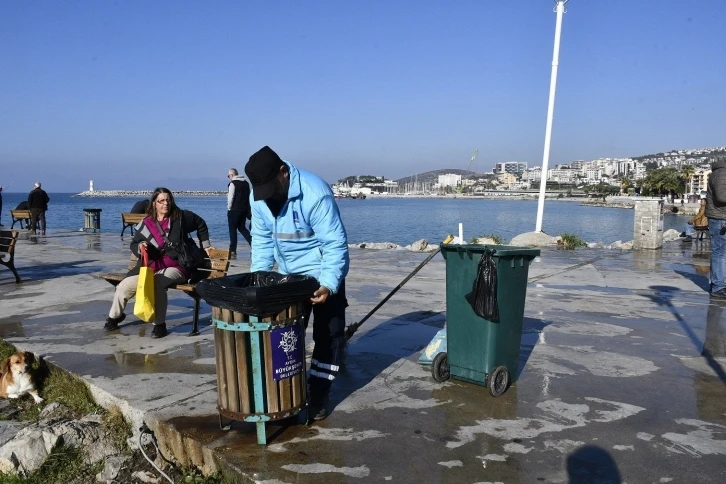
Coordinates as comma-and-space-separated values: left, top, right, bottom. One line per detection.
535, 0, 567, 233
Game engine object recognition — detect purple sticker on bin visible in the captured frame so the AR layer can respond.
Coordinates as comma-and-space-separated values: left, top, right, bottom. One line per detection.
270, 324, 304, 381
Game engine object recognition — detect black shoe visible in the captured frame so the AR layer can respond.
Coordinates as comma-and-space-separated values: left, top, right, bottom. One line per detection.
151, 323, 168, 338
229, 251, 237, 259
679, 232, 687, 237
104, 313, 125, 331
683, 236, 693, 241
711, 289, 726, 300
305, 396, 329, 425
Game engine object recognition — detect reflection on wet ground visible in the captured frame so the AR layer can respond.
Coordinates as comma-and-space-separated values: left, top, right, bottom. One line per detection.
2, 233, 726, 482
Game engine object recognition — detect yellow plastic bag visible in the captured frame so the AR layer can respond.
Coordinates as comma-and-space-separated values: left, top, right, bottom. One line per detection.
133, 249, 155, 323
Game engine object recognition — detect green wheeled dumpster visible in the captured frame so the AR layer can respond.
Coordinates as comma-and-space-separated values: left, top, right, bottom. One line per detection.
432, 244, 540, 396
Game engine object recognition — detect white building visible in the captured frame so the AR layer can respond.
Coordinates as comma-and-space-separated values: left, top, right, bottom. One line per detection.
438, 174, 462, 188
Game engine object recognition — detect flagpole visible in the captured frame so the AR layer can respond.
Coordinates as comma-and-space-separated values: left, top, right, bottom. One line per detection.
535, 0, 567, 233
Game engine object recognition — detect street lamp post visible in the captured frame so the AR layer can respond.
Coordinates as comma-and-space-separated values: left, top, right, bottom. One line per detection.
535, 0, 568, 233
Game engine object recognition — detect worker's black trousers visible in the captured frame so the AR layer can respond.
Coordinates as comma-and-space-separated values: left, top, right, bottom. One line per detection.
303, 281, 347, 406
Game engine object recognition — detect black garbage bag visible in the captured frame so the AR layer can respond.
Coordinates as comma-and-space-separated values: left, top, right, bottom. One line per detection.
196, 271, 320, 316
464, 251, 499, 321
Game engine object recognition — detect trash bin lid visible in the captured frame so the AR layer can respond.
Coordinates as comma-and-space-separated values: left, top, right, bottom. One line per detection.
83, 208, 103, 212
440, 243, 540, 258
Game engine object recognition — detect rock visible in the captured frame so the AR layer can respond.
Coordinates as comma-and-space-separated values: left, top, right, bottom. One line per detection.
406, 239, 429, 251
0, 414, 122, 476
53, 415, 119, 463
510, 231, 558, 247
352, 242, 402, 250
0, 400, 19, 421
0, 421, 27, 448
663, 228, 682, 242
39, 402, 74, 422
587, 242, 603, 249
132, 470, 162, 483
609, 240, 623, 249
621, 241, 634, 250
95, 454, 129, 483
0, 427, 60, 476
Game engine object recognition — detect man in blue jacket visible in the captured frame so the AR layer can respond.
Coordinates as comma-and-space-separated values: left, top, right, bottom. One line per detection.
245, 146, 349, 424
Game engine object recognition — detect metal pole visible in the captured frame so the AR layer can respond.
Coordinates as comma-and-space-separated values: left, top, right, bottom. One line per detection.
535, 0, 567, 233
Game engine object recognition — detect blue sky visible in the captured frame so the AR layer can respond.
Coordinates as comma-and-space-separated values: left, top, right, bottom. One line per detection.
1, 0, 724, 192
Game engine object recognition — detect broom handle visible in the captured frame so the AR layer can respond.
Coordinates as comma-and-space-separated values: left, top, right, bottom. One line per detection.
345, 247, 441, 339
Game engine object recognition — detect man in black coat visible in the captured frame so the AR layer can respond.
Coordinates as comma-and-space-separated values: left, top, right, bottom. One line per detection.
28, 182, 50, 235
130, 199, 150, 214
226, 168, 252, 257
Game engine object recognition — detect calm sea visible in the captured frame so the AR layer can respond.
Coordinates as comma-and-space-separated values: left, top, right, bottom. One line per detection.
1, 193, 689, 247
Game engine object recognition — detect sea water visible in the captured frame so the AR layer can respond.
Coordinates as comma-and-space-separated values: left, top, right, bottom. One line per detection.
0, 193, 689, 247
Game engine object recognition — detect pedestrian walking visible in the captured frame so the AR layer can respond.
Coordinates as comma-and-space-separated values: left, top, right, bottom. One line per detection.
706, 159, 726, 298
28, 182, 50, 235
226, 168, 251, 258
245, 146, 349, 424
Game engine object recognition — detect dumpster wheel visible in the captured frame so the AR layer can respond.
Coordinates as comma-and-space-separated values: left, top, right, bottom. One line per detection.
488, 366, 509, 397
432, 352, 450, 382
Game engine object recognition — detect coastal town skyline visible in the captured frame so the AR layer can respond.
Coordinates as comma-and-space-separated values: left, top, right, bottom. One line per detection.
1, 1, 724, 192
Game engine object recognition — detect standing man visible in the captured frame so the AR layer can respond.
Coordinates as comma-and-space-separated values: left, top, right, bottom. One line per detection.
227, 168, 251, 258
245, 146, 349, 424
28, 182, 50, 235
707, 158, 726, 298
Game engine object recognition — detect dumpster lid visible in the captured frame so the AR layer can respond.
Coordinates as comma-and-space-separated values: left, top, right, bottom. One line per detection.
440, 243, 540, 258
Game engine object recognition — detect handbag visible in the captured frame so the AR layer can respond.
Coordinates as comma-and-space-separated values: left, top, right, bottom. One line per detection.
154, 220, 210, 275
133, 248, 156, 323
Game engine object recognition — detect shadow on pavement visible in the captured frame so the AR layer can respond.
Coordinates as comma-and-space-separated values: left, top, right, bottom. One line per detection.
567, 445, 622, 484
647, 284, 726, 385
17, 260, 106, 281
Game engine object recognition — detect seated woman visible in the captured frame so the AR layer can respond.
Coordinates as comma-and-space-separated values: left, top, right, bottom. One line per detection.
683, 196, 708, 241
104, 187, 213, 338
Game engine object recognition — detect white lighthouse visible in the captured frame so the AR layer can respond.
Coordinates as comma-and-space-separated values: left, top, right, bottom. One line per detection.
89, 180, 94, 192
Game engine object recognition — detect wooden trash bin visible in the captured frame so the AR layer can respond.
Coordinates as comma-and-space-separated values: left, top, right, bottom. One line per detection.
212, 302, 307, 445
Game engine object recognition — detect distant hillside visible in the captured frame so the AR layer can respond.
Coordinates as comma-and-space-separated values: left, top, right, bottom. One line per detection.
394, 169, 478, 185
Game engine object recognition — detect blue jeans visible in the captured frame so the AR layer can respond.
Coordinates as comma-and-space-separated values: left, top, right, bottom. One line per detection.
709, 218, 726, 293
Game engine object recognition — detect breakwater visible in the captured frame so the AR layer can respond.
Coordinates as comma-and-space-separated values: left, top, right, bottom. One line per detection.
73, 190, 226, 198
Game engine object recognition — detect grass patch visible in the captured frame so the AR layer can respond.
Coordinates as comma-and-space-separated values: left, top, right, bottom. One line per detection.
0, 340, 100, 421
558, 233, 588, 249
0, 444, 102, 484
16, 367, 100, 421
103, 405, 132, 452
471, 233, 505, 245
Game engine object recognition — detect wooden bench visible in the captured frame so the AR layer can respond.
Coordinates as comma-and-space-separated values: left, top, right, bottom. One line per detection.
99, 248, 231, 335
0, 230, 21, 283
120, 213, 146, 238
9, 210, 33, 230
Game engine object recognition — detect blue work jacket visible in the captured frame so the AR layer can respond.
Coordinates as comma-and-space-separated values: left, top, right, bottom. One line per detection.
249, 161, 349, 294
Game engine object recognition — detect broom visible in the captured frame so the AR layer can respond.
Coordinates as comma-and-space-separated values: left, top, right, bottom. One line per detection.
343, 235, 453, 341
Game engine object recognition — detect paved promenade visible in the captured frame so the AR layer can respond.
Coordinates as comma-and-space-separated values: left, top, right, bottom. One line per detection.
0, 230, 724, 483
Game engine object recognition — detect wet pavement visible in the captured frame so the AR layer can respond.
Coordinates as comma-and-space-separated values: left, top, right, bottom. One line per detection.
0, 230, 725, 483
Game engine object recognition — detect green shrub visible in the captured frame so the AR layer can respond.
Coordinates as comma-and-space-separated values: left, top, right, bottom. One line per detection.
558, 233, 587, 249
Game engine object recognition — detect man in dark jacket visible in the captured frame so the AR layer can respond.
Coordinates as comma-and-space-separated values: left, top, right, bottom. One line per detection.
130, 199, 150, 214
706, 159, 726, 298
28, 182, 50, 235
226, 168, 252, 257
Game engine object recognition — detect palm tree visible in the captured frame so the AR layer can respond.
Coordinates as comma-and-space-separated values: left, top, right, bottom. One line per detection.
680, 164, 696, 194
